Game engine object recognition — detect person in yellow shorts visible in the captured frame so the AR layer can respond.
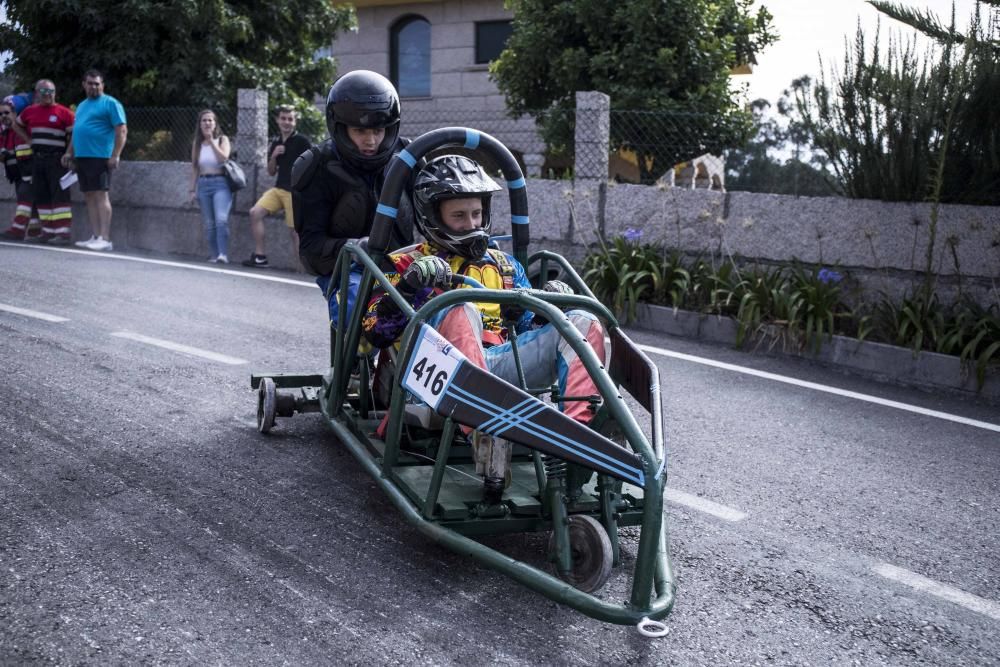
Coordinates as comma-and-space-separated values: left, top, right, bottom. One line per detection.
242, 105, 311, 267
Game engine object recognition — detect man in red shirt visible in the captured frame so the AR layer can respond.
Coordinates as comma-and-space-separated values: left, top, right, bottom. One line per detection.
14, 79, 75, 244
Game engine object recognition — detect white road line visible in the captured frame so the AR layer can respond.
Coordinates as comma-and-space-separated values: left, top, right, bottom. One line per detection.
664, 488, 747, 522
0, 241, 317, 288
0, 302, 70, 322
873, 563, 1000, 621
110, 331, 247, 365
638, 343, 1000, 434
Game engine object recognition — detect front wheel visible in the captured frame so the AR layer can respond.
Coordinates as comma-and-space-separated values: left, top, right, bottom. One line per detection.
549, 514, 613, 593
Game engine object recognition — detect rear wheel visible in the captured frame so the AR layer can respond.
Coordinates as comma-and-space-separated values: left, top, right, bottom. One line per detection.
549, 514, 613, 592
257, 377, 277, 433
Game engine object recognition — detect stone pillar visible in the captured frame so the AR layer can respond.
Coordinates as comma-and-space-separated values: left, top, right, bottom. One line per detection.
573, 91, 610, 245
574, 91, 610, 181
235, 88, 269, 209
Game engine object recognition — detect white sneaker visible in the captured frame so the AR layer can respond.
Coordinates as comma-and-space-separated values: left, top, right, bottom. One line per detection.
88, 238, 113, 251
216, 254, 229, 264
75, 236, 98, 248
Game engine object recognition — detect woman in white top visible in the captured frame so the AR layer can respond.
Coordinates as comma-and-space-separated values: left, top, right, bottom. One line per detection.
190, 110, 232, 263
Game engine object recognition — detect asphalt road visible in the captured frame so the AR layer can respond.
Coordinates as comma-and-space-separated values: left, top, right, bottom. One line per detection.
1, 241, 998, 666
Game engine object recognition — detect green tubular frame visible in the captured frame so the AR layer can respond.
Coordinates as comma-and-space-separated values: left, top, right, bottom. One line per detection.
321, 247, 675, 624
314, 127, 675, 626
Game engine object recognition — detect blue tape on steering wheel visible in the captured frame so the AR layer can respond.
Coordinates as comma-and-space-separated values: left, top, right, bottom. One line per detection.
507, 177, 526, 190
398, 150, 416, 168
511, 215, 529, 225
464, 130, 480, 149
376, 204, 398, 218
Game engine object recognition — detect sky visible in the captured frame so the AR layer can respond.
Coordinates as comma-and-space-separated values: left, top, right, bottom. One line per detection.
744, 0, 984, 104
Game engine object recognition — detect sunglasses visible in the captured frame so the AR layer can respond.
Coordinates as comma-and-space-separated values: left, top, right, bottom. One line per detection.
37, 88, 55, 94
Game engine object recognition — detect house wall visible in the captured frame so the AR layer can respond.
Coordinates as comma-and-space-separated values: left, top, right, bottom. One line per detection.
331, 0, 547, 173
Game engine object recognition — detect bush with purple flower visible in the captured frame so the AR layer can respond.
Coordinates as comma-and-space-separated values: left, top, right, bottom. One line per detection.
817, 267, 843, 284
623, 227, 643, 243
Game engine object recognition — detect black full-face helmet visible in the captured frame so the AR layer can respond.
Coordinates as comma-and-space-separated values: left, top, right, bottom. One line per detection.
326, 70, 401, 172
413, 155, 502, 259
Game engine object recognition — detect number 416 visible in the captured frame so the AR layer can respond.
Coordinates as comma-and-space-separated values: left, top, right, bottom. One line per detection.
412, 357, 447, 395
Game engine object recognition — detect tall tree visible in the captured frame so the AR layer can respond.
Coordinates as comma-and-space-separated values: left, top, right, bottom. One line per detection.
725, 84, 838, 197
0, 0, 351, 113
490, 0, 776, 180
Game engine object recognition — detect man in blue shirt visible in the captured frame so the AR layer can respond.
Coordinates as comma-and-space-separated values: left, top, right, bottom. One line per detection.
64, 69, 127, 252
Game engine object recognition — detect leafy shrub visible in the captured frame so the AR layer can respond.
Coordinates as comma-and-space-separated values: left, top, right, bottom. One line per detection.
582, 232, 999, 389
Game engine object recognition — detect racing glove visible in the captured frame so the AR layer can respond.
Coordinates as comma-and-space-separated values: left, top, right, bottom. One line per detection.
401, 255, 453, 293
532, 280, 576, 327
543, 280, 574, 295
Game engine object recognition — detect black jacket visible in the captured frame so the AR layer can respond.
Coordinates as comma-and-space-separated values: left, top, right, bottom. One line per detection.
294, 139, 414, 276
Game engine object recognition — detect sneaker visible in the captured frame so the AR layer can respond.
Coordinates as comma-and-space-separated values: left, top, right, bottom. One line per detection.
216, 254, 229, 264
75, 235, 98, 248
242, 253, 269, 268
483, 476, 505, 505
47, 236, 71, 246
88, 238, 113, 252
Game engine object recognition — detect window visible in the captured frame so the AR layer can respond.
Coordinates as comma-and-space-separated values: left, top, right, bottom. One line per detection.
475, 20, 513, 64
391, 16, 431, 98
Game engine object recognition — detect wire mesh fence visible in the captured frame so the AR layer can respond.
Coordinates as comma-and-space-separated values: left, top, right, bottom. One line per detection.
121, 104, 746, 189
607, 110, 748, 186
122, 107, 237, 162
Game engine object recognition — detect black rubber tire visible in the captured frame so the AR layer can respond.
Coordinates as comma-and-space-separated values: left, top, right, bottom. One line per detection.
257, 377, 277, 434
548, 514, 614, 593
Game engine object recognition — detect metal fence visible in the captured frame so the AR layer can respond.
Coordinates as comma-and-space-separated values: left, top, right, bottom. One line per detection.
121, 104, 741, 188
607, 110, 743, 186
122, 107, 237, 162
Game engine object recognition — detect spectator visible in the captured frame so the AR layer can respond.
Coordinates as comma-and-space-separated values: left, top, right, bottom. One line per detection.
3, 91, 35, 115
241, 105, 311, 268
294, 70, 414, 320
361, 155, 608, 504
66, 69, 127, 252
13, 79, 75, 245
189, 109, 232, 263
0, 99, 41, 241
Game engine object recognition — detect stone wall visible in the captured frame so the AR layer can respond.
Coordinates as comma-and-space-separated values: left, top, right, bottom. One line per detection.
3, 159, 998, 300
483, 179, 999, 302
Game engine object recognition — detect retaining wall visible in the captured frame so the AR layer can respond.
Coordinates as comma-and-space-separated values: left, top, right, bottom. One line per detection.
2, 172, 998, 304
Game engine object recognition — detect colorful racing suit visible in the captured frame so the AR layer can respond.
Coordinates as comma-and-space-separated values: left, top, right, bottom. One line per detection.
18, 103, 74, 241
362, 242, 607, 481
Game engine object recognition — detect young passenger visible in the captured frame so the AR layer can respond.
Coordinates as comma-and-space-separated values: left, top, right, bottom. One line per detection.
294, 70, 415, 320
361, 155, 608, 504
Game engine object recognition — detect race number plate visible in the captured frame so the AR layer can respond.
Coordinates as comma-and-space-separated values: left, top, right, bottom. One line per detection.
401, 324, 467, 410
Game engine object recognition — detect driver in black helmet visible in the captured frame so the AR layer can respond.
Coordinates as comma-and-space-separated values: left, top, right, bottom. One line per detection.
292, 70, 415, 319
361, 154, 608, 505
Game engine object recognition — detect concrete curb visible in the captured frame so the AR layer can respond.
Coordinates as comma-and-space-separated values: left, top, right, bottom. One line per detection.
634, 303, 1000, 404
